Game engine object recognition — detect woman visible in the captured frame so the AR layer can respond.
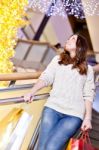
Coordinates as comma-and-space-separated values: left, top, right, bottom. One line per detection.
24, 34, 95, 150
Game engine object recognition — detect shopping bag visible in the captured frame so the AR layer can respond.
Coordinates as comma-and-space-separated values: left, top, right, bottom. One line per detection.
66, 131, 99, 150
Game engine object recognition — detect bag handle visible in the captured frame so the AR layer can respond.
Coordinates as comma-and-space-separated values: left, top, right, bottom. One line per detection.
77, 130, 91, 144
84, 131, 91, 144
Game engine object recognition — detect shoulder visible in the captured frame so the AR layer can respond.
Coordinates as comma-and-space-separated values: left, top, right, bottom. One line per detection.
87, 65, 94, 73
87, 65, 94, 77
51, 55, 60, 63
53, 55, 60, 60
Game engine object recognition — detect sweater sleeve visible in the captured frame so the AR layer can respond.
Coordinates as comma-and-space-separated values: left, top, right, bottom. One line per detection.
83, 65, 95, 102
39, 55, 59, 86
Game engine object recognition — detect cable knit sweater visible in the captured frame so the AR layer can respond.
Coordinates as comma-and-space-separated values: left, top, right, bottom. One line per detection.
39, 55, 95, 119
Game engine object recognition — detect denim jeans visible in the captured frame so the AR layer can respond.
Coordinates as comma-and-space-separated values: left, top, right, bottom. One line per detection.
38, 107, 82, 150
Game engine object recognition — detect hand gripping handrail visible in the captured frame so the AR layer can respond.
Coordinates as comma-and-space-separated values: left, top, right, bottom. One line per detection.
0, 93, 49, 105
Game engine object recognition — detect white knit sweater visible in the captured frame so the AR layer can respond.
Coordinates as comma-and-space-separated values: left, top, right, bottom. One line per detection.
39, 55, 95, 119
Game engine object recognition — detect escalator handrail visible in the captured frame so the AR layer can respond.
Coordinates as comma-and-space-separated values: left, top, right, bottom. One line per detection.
0, 93, 49, 105
0, 71, 42, 81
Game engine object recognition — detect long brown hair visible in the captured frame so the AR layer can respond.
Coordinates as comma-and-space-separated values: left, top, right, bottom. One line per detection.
58, 34, 88, 75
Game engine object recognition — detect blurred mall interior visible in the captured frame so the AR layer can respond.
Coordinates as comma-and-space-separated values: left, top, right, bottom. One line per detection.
0, 0, 99, 149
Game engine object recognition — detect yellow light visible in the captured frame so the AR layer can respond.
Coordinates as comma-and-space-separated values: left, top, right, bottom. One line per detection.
0, 0, 28, 87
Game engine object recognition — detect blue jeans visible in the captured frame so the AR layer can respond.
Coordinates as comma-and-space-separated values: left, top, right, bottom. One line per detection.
38, 107, 82, 150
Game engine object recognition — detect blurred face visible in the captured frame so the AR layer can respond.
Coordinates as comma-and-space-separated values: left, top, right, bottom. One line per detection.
65, 35, 78, 52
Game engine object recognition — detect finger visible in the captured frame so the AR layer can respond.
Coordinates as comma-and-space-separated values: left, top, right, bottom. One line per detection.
29, 98, 33, 103
24, 98, 28, 102
81, 125, 86, 131
24, 97, 30, 103
25, 98, 31, 103
84, 125, 91, 131
24, 95, 31, 100
24, 97, 29, 102
84, 126, 88, 131
30, 95, 34, 102
27, 97, 33, 103
81, 128, 85, 131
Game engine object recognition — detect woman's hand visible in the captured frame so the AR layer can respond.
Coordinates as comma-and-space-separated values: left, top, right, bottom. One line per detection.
24, 93, 34, 103
81, 118, 92, 131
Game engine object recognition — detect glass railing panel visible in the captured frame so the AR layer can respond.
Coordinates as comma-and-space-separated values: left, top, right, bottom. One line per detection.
26, 44, 48, 62
42, 47, 56, 66
0, 85, 51, 150
15, 42, 30, 60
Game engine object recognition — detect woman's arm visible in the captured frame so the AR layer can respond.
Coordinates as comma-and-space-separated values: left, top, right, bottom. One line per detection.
30, 79, 46, 95
82, 65, 95, 131
24, 79, 46, 103
84, 100, 92, 120
81, 100, 92, 131
24, 55, 59, 102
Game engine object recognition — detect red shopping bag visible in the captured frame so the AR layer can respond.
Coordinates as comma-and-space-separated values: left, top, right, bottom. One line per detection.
66, 131, 99, 150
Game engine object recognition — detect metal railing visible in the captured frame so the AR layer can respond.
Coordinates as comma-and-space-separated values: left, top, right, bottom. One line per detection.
0, 93, 49, 105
